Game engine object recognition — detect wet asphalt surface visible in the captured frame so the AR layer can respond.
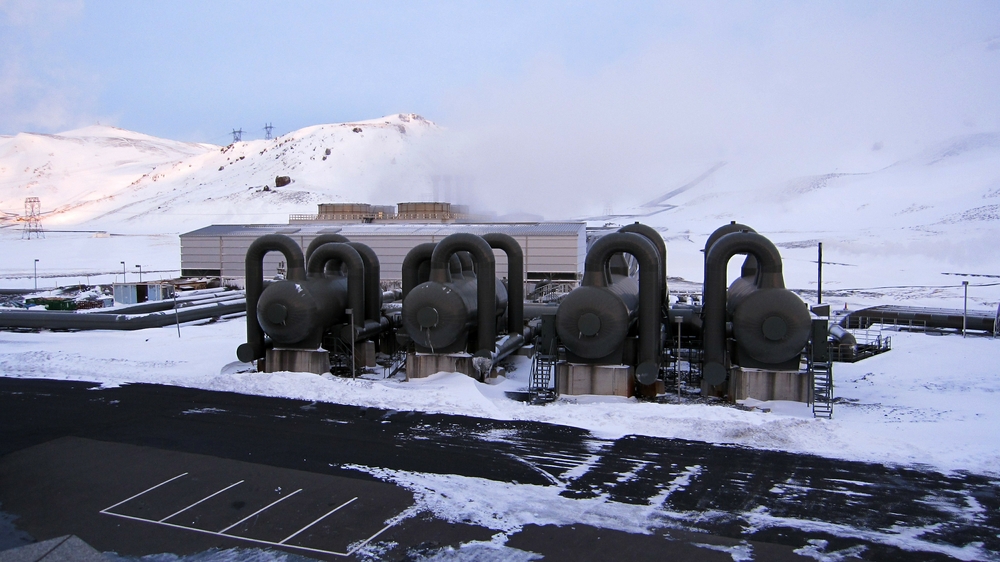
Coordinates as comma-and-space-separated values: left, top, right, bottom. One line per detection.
0, 377, 997, 561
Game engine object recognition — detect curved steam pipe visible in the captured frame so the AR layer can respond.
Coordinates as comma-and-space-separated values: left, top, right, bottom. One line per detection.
305, 233, 350, 264
238, 234, 306, 363
402, 243, 437, 298
429, 233, 496, 353
583, 232, 662, 385
618, 223, 668, 306
345, 242, 381, 323
482, 232, 524, 334
456, 251, 476, 276
703, 231, 785, 385
306, 243, 365, 328
703, 222, 757, 294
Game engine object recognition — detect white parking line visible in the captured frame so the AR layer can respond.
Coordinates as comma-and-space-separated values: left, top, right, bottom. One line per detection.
99, 472, 189, 514
159, 480, 244, 522
99, 472, 407, 557
279, 497, 357, 544
218, 488, 303, 533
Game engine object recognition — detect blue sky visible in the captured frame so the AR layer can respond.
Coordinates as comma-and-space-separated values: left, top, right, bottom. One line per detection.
1, 0, 998, 154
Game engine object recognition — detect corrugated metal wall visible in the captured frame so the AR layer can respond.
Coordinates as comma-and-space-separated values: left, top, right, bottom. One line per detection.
180, 223, 587, 282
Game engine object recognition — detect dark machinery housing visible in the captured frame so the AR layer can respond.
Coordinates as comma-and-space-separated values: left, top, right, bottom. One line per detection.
237, 233, 387, 373
225, 220, 877, 418
399, 232, 532, 378
702, 227, 811, 385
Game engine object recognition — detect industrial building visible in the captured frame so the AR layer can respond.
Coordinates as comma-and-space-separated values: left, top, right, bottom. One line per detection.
180, 221, 587, 284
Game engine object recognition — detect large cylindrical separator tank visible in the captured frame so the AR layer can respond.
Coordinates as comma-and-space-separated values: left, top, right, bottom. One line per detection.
555, 231, 662, 384
702, 230, 811, 385
401, 233, 499, 354
237, 234, 308, 363
237, 235, 375, 367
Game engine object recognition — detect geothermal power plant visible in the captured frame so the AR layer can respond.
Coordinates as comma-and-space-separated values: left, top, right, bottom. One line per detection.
12, 199, 990, 420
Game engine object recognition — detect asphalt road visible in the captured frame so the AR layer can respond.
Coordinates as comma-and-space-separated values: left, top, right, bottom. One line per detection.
0, 377, 997, 561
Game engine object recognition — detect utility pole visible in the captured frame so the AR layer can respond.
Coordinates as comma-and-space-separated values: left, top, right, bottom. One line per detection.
231, 128, 244, 143
817, 242, 823, 305
22, 197, 44, 239
135, 265, 143, 282
963, 281, 969, 338
263, 123, 274, 140
34, 259, 39, 290
121, 261, 126, 283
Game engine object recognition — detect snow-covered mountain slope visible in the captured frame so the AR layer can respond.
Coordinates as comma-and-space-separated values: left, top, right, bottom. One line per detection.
0, 114, 442, 233
2, 115, 998, 309
591, 132, 1000, 305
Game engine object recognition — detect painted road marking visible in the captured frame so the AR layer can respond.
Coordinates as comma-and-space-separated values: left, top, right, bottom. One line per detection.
158, 480, 244, 522
99, 472, 405, 557
279, 497, 356, 545
217, 488, 302, 534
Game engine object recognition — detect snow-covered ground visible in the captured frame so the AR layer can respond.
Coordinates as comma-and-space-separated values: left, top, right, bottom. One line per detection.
0, 317, 996, 480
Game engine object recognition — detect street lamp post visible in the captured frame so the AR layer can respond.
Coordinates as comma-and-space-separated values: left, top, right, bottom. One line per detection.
963, 281, 969, 338
121, 261, 126, 283
135, 265, 143, 282
34, 259, 39, 290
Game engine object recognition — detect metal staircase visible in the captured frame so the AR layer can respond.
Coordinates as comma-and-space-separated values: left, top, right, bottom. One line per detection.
811, 358, 833, 419
528, 351, 557, 404
808, 317, 834, 418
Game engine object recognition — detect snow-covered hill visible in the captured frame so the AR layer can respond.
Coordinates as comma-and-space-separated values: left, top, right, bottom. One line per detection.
1, 115, 998, 310
0, 114, 442, 233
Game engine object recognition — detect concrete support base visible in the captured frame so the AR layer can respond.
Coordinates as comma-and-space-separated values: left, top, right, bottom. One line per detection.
357, 340, 376, 368
555, 363, 635, 397
728, 367, 810, 402
265, 348, 330, 375
406, 352, 476, 380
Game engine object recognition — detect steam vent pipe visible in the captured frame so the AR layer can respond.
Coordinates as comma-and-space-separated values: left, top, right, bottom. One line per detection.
583, 232, 662, 385
402, 243, 437, 298
703, 221, 756, 294
429, 233, 497, 353
306, 243, 365, 328
618, 222, 668, 307
346, 242, 382, 323
305, 233, 350, 263
482, 232, 524, 334
702, 231, 785, 386
237, 234, 307, 363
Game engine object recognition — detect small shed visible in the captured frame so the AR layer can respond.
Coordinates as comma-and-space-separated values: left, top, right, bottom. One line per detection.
113, 282, 175, 305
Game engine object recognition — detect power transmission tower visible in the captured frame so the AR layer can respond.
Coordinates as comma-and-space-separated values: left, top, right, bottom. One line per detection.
22, 197, 44, 239
231, 128, 244, 143
263, 123, 274, 140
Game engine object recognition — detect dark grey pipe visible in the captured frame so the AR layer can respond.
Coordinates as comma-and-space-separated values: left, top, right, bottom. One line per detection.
307, 243, 365, 328
482, 232, 524, 335
344, 242, 381, 323
703, 222, 757, 294
0, 300, 246, 331
456, 251, 476, 276
92, 292, 243, 315
305, 233, 350, 264
703, 231, 785, 385
402, 243, 437, 298
449, 254, 463, 280
238, 235, 307, 363
618, 223, 667, 306
429, 233, 496, 353
583, 232, 662, 385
